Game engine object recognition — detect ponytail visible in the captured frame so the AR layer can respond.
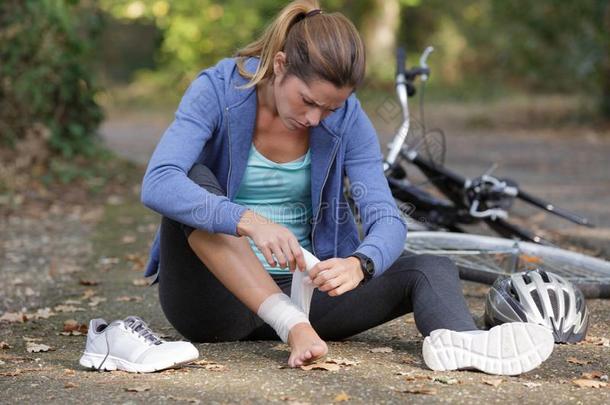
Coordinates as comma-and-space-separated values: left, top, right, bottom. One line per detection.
235, 0, 365, 90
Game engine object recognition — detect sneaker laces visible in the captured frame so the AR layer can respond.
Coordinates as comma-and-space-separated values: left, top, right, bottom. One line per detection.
123, 316, 164, 346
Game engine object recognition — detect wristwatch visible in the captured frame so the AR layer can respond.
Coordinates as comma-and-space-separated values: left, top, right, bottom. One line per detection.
350, 252, 375, 284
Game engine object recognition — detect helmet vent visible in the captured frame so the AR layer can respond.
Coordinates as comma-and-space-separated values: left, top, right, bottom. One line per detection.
531, 289, 544, 315
563, 291, 571, 317
548, 290, 558, 319
522, 274, 532, 284
540, 271, 550, 283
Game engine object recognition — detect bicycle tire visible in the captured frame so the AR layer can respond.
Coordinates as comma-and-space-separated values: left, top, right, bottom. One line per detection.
404, 231, 610, 298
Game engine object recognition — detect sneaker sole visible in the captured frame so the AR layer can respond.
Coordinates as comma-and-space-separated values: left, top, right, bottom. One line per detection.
422, 323, 554, 375
79, 352, 198, 373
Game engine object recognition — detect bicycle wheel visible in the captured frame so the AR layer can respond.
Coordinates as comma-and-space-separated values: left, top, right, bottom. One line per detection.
404, 232, 610, 298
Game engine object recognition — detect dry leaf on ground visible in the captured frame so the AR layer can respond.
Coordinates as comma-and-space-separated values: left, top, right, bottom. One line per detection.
581, 371, 605, 380
79, 279, 99, 286
188, 359, 226, 371
326, 357, 359, 366
61, 319, 88, 335
124, 385, 151, 392
132, 278, 148, 287
26, 342, 54, 353
522, 382, 542, 388
401, 387, 437, 395
482, 378, 503, 387
81, 289, 96, 300
433, 376, 459, 385
567, 356, 590, 365
28, 308, 56, 320
369, 347, 393, 353
0, 312, 27, 323
333, 391, 350, 402
88, 296, 107, 307
0, 341, 11, 349
116, 295, 143, 302
572, 379, 607, 388
300, 362, 341, 371
64, 382, 78, 388
53, 305, 85, 313
582, 336, 610, 347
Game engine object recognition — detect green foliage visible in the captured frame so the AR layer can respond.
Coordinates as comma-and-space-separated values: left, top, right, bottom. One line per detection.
0, 0, 105, 157
99, 0, 367, 92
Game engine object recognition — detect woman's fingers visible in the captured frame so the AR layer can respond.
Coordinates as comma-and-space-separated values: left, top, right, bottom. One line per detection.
280, 240, 296, 272
260, 245, 276, 268
271, 242, 288, 269
288, 238, 306, 272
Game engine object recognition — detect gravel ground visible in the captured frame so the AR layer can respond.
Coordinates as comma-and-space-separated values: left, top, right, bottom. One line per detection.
1, 99, 609, 404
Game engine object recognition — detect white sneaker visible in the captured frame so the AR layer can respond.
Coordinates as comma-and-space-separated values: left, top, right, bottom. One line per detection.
422, 322, 554, 375
79, 316, 199, 373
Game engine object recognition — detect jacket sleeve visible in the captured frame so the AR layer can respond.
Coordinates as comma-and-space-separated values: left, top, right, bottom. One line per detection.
140, 71, 248, 235
343, 100, 408, 278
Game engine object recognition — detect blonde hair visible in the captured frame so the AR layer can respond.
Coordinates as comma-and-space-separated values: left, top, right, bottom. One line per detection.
235, 0, 365, 90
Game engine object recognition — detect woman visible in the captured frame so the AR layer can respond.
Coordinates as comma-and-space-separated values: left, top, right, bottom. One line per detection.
141, 0, 554, 374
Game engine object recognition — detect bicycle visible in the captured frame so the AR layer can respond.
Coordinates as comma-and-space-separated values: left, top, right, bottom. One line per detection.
347, 46, 610, 298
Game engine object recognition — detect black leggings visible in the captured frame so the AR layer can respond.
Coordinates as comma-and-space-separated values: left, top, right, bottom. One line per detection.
157, 164, 477, 343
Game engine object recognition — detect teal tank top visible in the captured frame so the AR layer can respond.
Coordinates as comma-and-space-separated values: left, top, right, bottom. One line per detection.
234, 143, 313, 275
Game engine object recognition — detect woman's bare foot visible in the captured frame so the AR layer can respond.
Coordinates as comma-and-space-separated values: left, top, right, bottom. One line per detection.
286, 322, 328, 367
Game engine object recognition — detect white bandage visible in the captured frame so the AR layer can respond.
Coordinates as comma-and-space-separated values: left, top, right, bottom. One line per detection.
257, 292, 310, 343
290, 247, 320, 317
256, 248, 321, 343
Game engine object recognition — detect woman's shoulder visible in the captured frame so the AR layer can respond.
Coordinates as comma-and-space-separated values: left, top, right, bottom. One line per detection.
190, 56, 259, 104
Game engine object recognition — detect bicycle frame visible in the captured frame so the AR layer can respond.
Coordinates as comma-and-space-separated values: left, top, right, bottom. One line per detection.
382, 46, 594, 245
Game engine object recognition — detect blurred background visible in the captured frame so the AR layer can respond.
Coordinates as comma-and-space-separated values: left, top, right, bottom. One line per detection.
0, 0, 609, 222
0, 0, 610, 180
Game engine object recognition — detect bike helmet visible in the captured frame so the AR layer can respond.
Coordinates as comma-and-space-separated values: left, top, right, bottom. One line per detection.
484, 268, 589, 343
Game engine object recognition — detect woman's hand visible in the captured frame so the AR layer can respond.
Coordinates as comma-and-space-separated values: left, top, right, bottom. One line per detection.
308, 257, 364, 296
237, 209, 307, 272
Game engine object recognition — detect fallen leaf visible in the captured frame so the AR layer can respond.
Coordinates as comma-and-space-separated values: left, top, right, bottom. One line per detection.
26, 342, 54, 353
63, 299, 82, 305
124, 385, 151, 392
165, 395, 201, 404
333, 391, 350, 402
572, 379, 607, 388
522, 382, 542, 388
28, 307, 56, 320
88, 296, 106, 307
401, 387, 437, 395
326, 357, 359, 366
433, 376, 459, 385
0, 341, 11, 349
581, 371, 604, 380
63, 369, 76, 376
64, 382, 78, 388
98, 256, 120, 266
53, 305, 85, 313
582, 336, 610, 347
132, 278, 149, 287
115, 296, 143, 302
0, 312, 27, 323
567, 357, 590, 365
369, 347, 393, 353
81, 289, 96, 300
79, 279, 99, 286
188, 359, 226, 371
300, 362, 341, 371
404, 374, 431, 381
482, 378, 503, 387
63, 319, 88, 334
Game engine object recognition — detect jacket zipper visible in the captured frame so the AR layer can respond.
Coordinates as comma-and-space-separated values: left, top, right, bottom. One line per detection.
311, 140, 340, 257
225, 106, 233, 199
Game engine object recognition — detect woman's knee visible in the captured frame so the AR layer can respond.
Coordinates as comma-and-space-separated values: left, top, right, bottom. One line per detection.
394, 253, 460, 282
187, 163, 226, 197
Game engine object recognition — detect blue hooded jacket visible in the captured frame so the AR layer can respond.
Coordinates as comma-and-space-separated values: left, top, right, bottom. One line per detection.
140, 56, 407, 283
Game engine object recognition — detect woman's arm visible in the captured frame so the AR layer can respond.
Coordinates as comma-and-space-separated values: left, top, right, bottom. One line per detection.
343, 100, 408, 278
140, 70, 247, 236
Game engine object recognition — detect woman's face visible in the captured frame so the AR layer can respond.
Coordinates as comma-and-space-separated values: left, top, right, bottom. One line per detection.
272, 52, 353, 131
